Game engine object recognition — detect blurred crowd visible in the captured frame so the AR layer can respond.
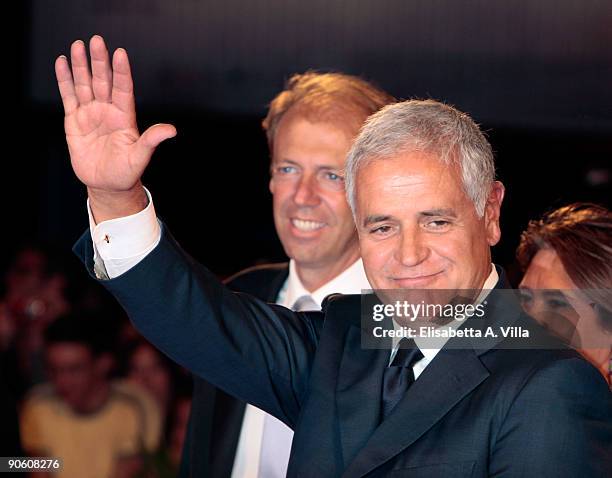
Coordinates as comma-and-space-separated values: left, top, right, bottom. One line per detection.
0, 244, 192, 478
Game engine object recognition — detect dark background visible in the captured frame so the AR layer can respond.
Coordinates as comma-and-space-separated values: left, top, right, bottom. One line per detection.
9, 0, 612, 282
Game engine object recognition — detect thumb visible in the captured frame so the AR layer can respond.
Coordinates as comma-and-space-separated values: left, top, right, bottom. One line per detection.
132, 123, 177, 172
139, 123, 177, 151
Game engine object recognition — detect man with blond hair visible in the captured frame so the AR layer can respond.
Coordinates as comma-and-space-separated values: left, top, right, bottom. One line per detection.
181, 71, 393, 477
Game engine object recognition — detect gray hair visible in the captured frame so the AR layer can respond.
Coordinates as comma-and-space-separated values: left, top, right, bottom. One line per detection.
345, 99, 495, 217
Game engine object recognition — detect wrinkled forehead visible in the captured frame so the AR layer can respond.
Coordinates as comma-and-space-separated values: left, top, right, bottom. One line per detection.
353, 155, 484, 230
356, 152, 463, 196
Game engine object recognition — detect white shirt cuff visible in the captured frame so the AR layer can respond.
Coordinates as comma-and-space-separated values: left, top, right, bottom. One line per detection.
87, 187, 162, 279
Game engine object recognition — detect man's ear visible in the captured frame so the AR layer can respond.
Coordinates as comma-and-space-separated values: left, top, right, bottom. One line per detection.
269, 159, 276, 195
484, 181, 505, 246
269, 176, 276, 195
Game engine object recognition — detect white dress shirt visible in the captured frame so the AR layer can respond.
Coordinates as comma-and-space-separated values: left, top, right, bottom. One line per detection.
88, 188, 161, 280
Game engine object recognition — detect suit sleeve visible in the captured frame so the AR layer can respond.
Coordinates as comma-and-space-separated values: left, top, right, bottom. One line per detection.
490, 356, 612, 477
73, 224, 322, 428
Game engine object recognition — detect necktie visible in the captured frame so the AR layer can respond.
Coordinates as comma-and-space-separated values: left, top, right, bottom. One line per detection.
381, 338, 424, 420
257, 294, 319, 477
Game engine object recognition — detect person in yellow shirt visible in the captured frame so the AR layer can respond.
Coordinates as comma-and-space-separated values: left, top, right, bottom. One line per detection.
20, 313, 157, 478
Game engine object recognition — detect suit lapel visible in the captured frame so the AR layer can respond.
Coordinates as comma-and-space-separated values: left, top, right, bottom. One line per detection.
336, 325, 390, 468
269, 267, 289, 302
342, 346, 489, 477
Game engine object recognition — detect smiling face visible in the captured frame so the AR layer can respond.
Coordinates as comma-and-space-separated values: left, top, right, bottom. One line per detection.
355, 152, 504, 292
269, 112, 360, 279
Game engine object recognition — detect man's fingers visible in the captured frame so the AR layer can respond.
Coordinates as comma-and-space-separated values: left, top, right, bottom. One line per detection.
111, 48, 136, 115
70, 40, 94, 105
89, 35, 112, 103
55, 55, 78, 115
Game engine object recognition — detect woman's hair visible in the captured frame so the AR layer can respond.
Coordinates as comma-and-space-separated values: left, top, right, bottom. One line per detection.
517, 202, 612, 331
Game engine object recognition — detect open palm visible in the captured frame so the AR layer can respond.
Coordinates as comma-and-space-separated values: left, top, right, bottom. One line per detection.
55, 36, 176, 193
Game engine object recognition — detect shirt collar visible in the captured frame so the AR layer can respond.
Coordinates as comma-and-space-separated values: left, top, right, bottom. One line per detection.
476, 265, 499, 304
280, 258, 371, 309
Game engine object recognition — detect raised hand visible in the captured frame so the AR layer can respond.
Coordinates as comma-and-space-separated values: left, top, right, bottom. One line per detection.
55, 35, 176, 221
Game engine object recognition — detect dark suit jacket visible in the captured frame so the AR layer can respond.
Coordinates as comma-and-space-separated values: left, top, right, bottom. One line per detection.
179, 263, 289, 478
74, 226, 612, 477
